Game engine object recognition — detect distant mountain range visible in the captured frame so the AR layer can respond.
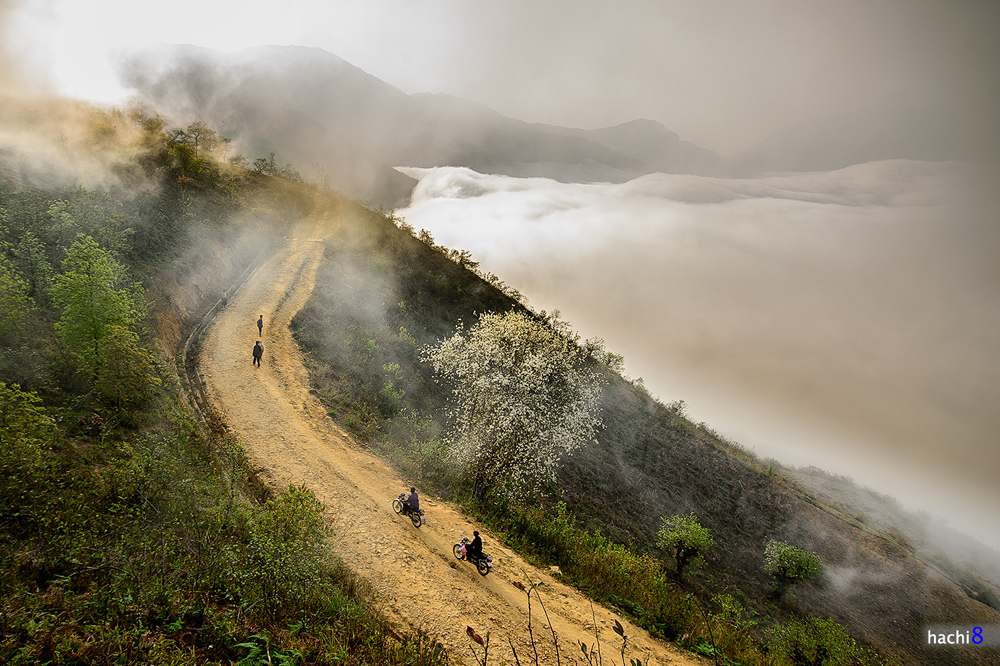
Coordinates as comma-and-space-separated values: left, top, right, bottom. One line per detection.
121, 44, 997, 206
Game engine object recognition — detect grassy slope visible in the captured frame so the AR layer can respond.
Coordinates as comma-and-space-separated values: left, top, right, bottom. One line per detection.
0, 113, 452, 664
291, 198, 1000, 666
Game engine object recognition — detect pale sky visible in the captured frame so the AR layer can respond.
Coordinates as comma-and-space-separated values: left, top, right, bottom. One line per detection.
7, 0, 999, 155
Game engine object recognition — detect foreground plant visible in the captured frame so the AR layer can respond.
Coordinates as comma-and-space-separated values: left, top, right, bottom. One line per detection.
512, 577, 562, 666
467, 625, 491, 666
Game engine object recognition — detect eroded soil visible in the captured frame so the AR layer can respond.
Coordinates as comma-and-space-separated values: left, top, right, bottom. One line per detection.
199, 199, 703, 666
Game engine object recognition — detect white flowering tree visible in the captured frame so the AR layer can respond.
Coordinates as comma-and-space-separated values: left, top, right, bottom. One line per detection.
423, 310, 605, 501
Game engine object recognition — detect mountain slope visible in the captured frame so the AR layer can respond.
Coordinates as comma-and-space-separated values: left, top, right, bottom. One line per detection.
539, 118, 728, 176
286, 194, 1000, 666
195, 187, 703, 666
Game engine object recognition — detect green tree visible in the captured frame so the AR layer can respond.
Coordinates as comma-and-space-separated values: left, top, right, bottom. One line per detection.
0, 383, 58, 520
766, 615, 886, 666
0, 254, 32, 337
763, 540, 823, 596
50, 234, 148, 381
656, 512, 715, 576
94, 325, 161, 407
423, 310, 605, 500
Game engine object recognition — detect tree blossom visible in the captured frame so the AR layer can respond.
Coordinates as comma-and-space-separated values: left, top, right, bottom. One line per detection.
423, 310, 604, 500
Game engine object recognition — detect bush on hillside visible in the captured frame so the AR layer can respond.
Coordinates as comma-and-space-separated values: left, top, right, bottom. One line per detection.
766, 615, 887, 666
763, 539, 823, 596
656, 513, 715, 577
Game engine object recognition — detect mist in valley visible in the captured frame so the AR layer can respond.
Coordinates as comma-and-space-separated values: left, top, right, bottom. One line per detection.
396, 160, 1000, 552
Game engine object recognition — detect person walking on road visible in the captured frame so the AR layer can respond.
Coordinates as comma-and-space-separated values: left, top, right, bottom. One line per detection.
252, 340, 263, 367
257, 314, 264, 337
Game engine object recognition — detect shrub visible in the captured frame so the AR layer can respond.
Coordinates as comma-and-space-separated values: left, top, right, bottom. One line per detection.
226, 484, 331, 616
0, 383, 58, 525
656, 513, 715, 576
763, 540, 822, 595
766, 615, 887, 665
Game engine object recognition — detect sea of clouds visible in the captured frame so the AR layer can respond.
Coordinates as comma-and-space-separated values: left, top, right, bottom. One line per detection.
397, 159, 1000, 548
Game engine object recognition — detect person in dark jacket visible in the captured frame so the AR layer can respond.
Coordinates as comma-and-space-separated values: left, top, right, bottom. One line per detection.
404, 487, 419, 513
468, 530, 483, 561
252, 340, 263, 367
257, 315, 264, 337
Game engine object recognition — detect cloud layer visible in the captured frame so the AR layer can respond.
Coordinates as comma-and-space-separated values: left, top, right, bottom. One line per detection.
398, 160, 1000, 547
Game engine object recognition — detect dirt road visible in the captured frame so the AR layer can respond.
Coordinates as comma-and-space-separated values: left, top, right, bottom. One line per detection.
199, 198, 702, 665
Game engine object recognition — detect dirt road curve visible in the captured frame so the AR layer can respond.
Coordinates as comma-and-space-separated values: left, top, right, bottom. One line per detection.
200, 198, 703, 666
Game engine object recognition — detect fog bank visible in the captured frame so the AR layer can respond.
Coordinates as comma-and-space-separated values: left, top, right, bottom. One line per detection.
397, 160, 1000, 549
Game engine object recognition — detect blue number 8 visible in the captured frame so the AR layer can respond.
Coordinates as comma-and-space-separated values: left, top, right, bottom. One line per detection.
973, 627, 983, 644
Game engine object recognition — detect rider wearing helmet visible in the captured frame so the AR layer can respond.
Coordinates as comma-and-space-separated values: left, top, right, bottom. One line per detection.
404, 487, 419, 514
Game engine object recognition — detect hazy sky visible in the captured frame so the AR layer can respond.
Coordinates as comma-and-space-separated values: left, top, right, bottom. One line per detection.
8, 0, 1000, 155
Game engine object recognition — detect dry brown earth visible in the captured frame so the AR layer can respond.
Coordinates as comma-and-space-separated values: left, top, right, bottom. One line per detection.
198, 198, 705, 665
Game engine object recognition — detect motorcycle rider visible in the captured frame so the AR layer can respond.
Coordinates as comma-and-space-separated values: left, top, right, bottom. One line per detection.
467, 530, 483, 562
403, 487, 419, 515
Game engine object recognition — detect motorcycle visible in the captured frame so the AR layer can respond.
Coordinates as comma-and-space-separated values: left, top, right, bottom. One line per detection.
392, 493, 425, 527
453, 537, 493, 576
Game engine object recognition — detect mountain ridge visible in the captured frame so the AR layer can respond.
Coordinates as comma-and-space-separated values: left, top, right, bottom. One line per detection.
122, 44, 996, 208
121, 44, 726, 205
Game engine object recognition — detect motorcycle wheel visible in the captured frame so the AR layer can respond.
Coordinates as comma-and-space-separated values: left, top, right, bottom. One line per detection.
453, 543, 465, 560
476, 558, 490, 576
392, 499, 403, 514
410, 512, 422, 528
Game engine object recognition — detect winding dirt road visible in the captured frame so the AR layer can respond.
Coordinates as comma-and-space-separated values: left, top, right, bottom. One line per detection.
199, 197, 702, 666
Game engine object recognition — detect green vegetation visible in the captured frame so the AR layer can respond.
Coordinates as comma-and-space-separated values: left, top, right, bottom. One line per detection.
766, 616, 885, 666
656, 513, 716, 577
0, 110, 451, 664
763, 540, 823, 597
0, 383, 445, 664
466, 501, 884, 666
